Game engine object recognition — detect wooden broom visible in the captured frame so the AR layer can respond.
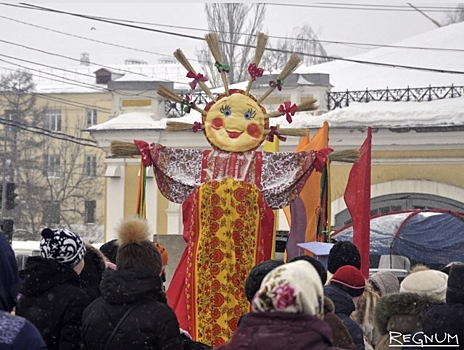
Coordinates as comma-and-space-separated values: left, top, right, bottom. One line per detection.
110, 140, 359, 163
205, 33, 230, 96
257, 53, 302, 105
173, 49, 216, 101
158, 85, 207, 115
264, 98, 318, 119
245, 33, 269, 96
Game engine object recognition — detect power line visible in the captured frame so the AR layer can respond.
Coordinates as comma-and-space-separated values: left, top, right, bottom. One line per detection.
0, 38, 200, 87
0, 2, 464, 74
0, 118, 97, 147
12, 3, 464, 76
1, 66, 111, 113
6, 115, 97, 145
266, 3, 460, 13
322, 3, 459, 10
0, 14, 183, 60
0, 57, 162, 97
3, 12, 464, 57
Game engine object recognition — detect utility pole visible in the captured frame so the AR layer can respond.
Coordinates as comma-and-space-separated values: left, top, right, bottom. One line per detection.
2, 123, 7, 219
1, 122, 12, 244
407, 3, 442, 28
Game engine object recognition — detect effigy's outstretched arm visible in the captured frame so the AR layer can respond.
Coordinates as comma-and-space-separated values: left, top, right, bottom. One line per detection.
134, 140, 204, 204
260, 148, 333, 209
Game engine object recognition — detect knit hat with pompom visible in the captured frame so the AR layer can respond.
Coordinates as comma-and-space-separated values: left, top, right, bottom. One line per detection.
116, 217, 162, 275
40, 228, 86, 267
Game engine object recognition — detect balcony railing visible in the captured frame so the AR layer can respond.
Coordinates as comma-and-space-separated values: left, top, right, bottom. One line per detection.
327, 85, 464, 110
164, 85, 464, 117
165, 91, 217, 118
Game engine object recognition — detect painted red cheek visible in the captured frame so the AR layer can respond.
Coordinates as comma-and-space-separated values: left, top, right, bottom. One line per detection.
246, 123, 261, 138
211, 118, 223, 130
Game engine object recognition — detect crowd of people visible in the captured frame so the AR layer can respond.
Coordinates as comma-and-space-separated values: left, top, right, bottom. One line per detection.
1, 218, 464, 349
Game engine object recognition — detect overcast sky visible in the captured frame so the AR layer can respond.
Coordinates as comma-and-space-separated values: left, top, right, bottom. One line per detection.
0, 2, 457, 69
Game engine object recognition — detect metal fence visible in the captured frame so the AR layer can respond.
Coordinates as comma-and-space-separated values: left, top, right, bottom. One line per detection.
326, 85, 464, 110
164, 91, 216, 118
164, 85, 464, 116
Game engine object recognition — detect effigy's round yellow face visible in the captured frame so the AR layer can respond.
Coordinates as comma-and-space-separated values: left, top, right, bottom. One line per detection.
204, 93, 266, 152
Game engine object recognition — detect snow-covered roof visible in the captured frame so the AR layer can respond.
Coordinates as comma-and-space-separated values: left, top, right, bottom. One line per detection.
295, 97, 464, 129
296, 22, 464, 91
88, 112, 162, 130
89, 95, 464, 131
0, 61, 204, 94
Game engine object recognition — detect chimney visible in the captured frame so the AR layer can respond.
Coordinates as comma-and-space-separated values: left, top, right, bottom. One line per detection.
80, 53, 90, 66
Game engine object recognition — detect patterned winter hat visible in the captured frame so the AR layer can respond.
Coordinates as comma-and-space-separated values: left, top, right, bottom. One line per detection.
252, 260, 324, 316
40, 228, 86, 267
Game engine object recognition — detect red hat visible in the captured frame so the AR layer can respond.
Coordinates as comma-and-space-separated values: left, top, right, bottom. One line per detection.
331, 265, 366, 297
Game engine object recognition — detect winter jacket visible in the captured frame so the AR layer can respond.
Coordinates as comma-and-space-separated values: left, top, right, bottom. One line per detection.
16, 256, 91, 350
0, 311, 47, 350
215, 311, 345, 350
0, 232, 47, 350
79, 244, 106, 302
324, 284, 366, 350
323, 297, 356, 350
81, 268, 182, 350
351, 281, 380, 347
374, 292, 443, 350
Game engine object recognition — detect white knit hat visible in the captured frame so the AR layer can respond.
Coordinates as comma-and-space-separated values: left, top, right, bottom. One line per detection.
400, 269, 448, 301
252, 260, 323, 316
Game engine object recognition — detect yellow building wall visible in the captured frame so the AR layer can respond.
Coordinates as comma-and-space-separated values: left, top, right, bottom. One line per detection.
124, 164, 140, 218
157, 191, 169, 235
330, 149, 464, 202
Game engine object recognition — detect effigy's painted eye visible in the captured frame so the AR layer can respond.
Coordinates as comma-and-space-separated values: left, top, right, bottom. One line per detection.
244, 109, 256, 120
220, 104, 232, 117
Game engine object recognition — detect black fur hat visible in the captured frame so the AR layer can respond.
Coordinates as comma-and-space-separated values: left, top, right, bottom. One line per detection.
244, 260, 284, 302
446, 263, 464, 304
327, 241, 361, 274
288, 255, 327, 285
99, 239, 119, 264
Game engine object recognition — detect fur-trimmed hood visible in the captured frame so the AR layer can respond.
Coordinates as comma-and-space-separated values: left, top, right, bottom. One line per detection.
374, 292, 443, 335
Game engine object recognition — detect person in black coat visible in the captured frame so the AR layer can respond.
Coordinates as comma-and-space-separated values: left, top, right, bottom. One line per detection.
79, 244, 107, 302
81, 217, 183, 350
0, 232, 47, 350
324, 265, 366, 350
16, 228, 90, 350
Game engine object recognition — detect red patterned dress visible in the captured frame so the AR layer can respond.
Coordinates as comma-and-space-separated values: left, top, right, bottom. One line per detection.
136, 141, 326, 347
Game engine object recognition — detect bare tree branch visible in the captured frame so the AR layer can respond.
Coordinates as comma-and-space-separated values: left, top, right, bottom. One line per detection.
197, 3, 266, 87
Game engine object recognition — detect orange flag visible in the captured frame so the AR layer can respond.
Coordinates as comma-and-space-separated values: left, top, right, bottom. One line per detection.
300, 121, 329, 243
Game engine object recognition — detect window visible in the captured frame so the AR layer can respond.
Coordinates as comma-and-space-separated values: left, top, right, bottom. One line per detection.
86, 109, 97, 128
43, 155, 61, 178
44, 109, 61, 131
43, 201, 60, 225
84, 155, 97, 177
85, 200, 96, 223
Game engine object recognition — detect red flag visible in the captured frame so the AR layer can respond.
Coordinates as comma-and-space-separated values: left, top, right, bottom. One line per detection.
344, 127, 372, 278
